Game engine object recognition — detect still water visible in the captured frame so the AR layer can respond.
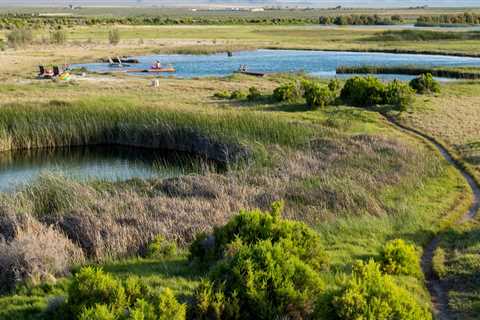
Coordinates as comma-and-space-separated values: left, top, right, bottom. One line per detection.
0, 146, 200, 192
73, 49, 480, 79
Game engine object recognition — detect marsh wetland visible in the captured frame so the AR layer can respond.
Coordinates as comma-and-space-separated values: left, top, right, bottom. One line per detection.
0, 6, 479, 320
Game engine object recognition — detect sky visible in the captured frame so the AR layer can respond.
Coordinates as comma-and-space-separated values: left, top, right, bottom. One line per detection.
0, 0, 479, 7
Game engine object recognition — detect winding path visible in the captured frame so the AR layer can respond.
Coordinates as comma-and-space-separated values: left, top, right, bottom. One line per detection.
386, 117, 480, 320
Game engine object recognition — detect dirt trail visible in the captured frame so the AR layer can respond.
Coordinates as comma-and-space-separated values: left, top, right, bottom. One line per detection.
386, 117, 480, 320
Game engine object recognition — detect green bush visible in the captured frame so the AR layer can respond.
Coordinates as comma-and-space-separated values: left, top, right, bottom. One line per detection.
332, 260, 432, 320
128, 289, 186, 320
409, 73, 441, 94
157, 288, 187, 320
67, 267, 127, 317
66, 267, 185, 319
328, 78, 342, 93
272, 81, 302, 102
384, 80, 415, 111
108, 29, 121, 45
302, 80, 336, 108
146, 235, 177, 259
50, 30, 67, 45
189, 201, 328, 269
379, 239, 421, 276
190, 202, 328, 319
340, 76, 386, 107
229, 89, 246, 100
7, 28, 33, 48
247, 86, 262, 101
193, 240, 325, 319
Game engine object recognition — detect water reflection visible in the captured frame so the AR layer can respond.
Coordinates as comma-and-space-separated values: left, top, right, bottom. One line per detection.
0, 145, 202, 192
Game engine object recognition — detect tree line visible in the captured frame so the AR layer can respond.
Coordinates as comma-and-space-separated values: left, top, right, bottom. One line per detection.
0, 13, 407, 29
416, 12, 480, 26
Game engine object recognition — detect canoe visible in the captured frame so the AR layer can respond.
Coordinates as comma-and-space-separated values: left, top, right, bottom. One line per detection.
125, 68, 176, 73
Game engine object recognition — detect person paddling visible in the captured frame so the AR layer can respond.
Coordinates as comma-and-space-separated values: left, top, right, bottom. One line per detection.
152, 60, 162, 69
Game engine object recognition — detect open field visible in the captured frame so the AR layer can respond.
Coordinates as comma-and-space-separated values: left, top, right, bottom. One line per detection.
399, 81, 480, 181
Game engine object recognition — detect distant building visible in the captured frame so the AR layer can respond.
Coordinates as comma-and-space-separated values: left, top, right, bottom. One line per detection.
250, 8, 265, 12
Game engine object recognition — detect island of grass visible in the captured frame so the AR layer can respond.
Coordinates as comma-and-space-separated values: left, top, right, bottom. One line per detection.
337, 65, 480, 79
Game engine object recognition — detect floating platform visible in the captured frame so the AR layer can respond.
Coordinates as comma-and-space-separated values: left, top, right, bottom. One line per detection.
101, 57, 140, 64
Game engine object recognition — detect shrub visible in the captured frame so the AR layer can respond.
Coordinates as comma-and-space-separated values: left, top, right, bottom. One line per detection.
67, 267, 127, 316
340, 76, 386, 107
229, 89, 246, 100
272, 81, 302, 102
332, 260, 432, 320
146, 235, 177, 259
328, 78, 342, 93
189, 201, 328, 269
108, 29, 121, 45
7, 28, 33, 48
193, 240, 325, 319
190, 202, 328, 319
247, 86, 262, 101
50, 30, 67, 45
384, 80, 415, 111
409, 73, 441, 94
66, 267, 185, 319
379, 239, 421, 276
302, 80, 336, 108
157, 288, 187, 320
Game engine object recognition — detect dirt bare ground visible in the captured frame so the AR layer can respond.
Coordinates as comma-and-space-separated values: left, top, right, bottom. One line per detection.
387, 116, 480, 320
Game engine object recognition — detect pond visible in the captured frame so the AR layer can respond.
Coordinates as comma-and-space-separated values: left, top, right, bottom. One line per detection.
0, 146, 203, 192
73, 49, 480, 79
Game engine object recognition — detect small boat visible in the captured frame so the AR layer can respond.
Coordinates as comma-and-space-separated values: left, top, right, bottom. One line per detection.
125, 67, 176, 73
145, 67, 176, 73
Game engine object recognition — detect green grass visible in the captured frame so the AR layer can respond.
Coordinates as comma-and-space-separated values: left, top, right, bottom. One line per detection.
0, 96, 316, 155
